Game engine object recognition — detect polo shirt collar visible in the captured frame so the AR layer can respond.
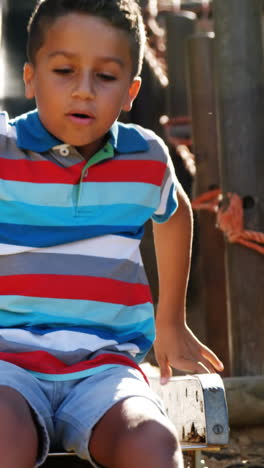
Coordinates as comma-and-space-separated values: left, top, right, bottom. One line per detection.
9, 109, 149, 153
9, 109, 61, 152
110, 120, 149, 153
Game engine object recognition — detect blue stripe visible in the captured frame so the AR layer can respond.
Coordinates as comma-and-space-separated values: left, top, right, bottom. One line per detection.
79, 182, 159, 208
75, 204, 154, 225
0, 223, 144, 247
4, 325, 152, 349
28, 364, 134, 381
0, 313, 154, 357
0, 296, 154, 329
1, 180, 160, 208
0, 180, 75, 207
0, 201, 154, 227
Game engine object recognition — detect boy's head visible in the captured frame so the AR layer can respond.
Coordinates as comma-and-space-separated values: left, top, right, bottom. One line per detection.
27, 0, 146, 78
23, 0, 146, 159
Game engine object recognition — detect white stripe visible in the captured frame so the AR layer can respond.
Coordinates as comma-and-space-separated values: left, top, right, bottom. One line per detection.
0, 329, 140, 354
33, 235, 143, 264
0, 235, 143, 264
115, 343, 138, 357
8, 124, 17, 139
0, 243, 37, 256
154, 176, 173, 216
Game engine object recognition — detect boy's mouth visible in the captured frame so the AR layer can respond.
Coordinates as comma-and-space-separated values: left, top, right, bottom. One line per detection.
72, 113, 90, 118
67, 112, 95, 125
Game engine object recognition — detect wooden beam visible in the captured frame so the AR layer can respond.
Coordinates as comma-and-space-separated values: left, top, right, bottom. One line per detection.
213, 0, 264, 376
224, 376, 264, 426
186, 32, 230, 376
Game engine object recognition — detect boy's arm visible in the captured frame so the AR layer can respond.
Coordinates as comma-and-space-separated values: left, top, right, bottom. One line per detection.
153, 184, 224, 385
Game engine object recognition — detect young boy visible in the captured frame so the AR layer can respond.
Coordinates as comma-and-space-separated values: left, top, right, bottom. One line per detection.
0, 1, 223, 467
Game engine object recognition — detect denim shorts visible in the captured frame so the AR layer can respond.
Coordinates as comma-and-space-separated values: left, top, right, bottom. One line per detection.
0, 360, 166, 467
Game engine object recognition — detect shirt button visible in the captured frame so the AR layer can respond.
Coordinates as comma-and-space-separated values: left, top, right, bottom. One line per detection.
83, 170, 88, 178
59, 146, 70, 157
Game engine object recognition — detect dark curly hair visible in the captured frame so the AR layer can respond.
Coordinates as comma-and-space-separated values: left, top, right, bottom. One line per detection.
27, 0, 146, 77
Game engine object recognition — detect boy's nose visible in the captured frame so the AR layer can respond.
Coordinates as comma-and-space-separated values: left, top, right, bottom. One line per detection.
72, 73, 95, 100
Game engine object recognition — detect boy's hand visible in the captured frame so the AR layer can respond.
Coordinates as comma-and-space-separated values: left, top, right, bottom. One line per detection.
154, 320, 224, 385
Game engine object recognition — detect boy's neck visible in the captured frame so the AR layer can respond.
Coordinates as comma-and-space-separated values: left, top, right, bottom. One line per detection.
75, 133, 109, 161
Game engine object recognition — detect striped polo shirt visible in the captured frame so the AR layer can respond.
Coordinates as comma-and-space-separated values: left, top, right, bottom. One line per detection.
0, 109, 179, 381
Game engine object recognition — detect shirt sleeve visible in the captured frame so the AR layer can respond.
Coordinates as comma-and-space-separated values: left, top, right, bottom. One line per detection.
0, 112, 9, 137
151, 138, 179, 224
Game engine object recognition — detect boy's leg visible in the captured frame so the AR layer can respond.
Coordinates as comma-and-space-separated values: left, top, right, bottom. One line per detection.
89, 396, 183, 468
56, 366, 183, 468
0, 360, 55, 467
0, 386, 38, 468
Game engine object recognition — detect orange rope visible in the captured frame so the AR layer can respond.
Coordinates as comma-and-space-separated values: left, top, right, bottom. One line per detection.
192, 190, 264, 255
191, 188, 221, 212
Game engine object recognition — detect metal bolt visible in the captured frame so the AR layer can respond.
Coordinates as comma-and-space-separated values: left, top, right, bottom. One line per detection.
213, 424, 224, 434
209, 387, 219, 393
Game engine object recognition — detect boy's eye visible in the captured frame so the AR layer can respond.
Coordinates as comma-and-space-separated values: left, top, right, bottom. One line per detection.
97, 73, 117, 81
53, 68, 73, 74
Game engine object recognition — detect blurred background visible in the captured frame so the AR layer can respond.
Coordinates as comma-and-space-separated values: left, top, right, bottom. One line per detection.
1, 2, 264, 465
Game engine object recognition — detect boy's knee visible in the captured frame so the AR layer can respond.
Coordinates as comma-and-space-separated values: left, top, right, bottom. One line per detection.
0, 386, 38, 467
0, 386, 37, 437
90, 397, 182, 467
115, 398, 182, 465
122, 415, 180, 454
115, 418, 183, 468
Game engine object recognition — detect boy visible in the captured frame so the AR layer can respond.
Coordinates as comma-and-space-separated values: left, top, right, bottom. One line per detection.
0, 1, 223, 467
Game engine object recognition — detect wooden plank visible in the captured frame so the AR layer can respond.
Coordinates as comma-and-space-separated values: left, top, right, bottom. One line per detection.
149, 373, 229, 447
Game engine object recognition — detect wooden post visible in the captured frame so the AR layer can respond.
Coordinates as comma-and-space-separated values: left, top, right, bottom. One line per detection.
161, 9, 197, 195
213, 0, 264, 376
164, 10, 197, 118
186, 33, 230, 376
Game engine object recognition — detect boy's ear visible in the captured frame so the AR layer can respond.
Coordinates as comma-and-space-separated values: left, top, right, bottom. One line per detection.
122, 77, 141, 112
23, 62, 36, 99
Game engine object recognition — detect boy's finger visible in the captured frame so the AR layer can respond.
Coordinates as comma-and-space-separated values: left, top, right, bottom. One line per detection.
157, 356, 172, 385
171, 357, 212, 374
201, 347, 224, 372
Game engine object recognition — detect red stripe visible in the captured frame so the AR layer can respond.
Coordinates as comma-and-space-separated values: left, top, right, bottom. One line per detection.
0, 158, 84, 184
0, 158, 166, 186
84, 160, 166, 185
1, 275, 152, 305
0, 351, 149, 383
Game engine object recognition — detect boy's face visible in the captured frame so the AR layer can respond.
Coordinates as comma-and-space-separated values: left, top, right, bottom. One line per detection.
24, 13, 141, 159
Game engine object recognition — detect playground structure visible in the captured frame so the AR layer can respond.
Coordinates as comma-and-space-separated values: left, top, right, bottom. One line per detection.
0, 0, 264, 466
